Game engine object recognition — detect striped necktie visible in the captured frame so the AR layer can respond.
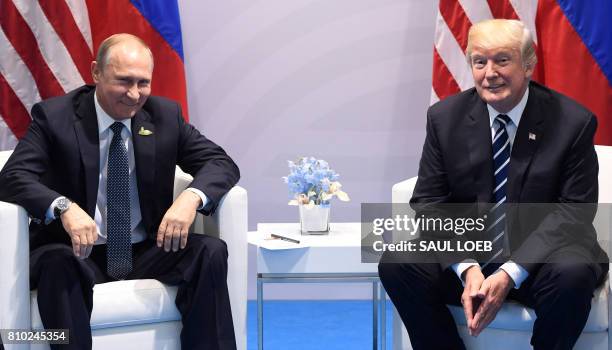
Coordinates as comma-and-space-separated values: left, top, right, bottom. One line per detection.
106, 122, 132, 279
483, 114, 511, 269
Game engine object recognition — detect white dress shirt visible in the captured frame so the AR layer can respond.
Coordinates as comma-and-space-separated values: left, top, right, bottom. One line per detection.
46, 90, 208, 245
451, 87, 530, 288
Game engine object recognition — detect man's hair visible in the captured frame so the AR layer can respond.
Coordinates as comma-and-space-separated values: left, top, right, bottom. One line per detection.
466, 19, 537, 69
95, 33, 154, 71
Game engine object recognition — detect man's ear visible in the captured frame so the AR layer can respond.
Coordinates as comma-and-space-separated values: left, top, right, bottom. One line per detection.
524, 61, 535, 79
91, 61, 100, 83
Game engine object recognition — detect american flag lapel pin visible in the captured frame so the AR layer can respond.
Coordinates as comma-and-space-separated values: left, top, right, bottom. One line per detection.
529, 132, 536, 141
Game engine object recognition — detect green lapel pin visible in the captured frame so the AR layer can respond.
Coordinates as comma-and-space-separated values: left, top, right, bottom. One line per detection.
138, 126, 153, 136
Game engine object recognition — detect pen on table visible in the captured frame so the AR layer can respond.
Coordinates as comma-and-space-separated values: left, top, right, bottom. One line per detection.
270, 234, 300, 244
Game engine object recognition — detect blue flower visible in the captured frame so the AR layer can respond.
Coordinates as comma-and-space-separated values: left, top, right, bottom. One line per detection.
284, 157, 348, 205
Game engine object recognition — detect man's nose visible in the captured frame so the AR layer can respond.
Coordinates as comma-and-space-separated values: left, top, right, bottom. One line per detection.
484, 62, 499, 79
126, 84, 140, 101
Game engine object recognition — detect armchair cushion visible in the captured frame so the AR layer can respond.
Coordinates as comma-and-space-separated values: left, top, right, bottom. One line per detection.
31, 280, 181, 331
448, 276, 609, 332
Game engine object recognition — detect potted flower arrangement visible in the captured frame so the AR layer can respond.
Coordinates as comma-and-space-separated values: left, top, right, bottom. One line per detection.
283, 157, 349, 234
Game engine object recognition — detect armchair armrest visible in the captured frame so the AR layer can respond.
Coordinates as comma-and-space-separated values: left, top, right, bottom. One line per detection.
0, 201, 31, 348
209, 186, 248, 350
392, 177, 417, 204
173, 167, 248, 350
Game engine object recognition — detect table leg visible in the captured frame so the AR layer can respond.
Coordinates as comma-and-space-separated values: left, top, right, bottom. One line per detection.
373, 280, 379, 350
380, 282, 386, 350
257, 277, 264, 350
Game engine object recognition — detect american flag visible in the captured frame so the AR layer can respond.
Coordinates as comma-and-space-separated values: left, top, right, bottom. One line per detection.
432, 0, 612, 146
0, 0, 188, 151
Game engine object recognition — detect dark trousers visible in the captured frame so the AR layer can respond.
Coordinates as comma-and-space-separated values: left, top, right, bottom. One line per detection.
378, 249, 608, 350
30, 234, 237, 350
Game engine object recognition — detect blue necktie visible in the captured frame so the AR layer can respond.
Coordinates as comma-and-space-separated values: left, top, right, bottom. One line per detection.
107, 122, 132, 279
483, 114, 511, 269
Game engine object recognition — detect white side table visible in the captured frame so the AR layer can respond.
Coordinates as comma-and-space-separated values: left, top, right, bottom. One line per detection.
249, 222, 386, 350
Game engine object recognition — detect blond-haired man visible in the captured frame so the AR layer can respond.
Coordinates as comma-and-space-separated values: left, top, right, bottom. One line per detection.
379, 19, 607, 350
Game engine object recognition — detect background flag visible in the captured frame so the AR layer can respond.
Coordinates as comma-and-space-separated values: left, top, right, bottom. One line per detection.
433, 0, 612, 146
0, 0, 188, 151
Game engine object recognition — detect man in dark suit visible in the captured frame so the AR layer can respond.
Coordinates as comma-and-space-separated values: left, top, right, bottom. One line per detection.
378, 19, 607, 350
0, 34, 240, 350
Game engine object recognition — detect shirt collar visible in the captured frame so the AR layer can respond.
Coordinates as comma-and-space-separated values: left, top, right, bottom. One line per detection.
94, 89, 132, 136
487, 85, 529, 129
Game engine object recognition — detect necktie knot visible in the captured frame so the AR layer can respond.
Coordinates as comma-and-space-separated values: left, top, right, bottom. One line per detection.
110, 121, 124, 136
496, 114, 511, 127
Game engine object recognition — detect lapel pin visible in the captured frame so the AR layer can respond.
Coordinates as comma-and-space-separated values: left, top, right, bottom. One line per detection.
528, 132, 536, 141
138, 126, 153, 136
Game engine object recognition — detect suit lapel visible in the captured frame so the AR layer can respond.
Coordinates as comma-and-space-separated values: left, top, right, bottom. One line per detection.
131, 109, 155, 218
507, 86, 545, 202
74, 90, 100, 216
466, 98, 494, 203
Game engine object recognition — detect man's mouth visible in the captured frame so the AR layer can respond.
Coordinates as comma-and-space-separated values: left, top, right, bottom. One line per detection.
486, 84, 504, 91
121, 101, 139, 107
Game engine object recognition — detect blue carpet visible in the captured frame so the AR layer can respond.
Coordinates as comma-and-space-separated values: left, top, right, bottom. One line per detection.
247, 300, 394, 350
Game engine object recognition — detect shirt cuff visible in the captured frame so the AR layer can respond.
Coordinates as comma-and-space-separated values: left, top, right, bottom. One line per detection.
451, 260, 479, 286
45, 196, 64, 224
184, 188, 208, 210
498, 261, 529, 289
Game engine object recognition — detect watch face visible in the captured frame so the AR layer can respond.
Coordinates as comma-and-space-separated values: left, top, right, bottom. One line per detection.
57, 198, 70, 210
55, 198, 71, 218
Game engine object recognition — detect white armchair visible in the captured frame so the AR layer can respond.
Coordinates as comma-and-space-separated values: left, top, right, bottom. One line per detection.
0, 150, 248, 350
391, 145, 612, 350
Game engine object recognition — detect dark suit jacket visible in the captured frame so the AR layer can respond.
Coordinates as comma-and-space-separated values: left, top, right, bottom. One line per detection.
411, 81, 606, 273
0, 85, 240, 250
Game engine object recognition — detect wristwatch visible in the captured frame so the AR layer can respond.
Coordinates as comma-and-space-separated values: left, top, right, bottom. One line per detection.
53, 197, 72, 219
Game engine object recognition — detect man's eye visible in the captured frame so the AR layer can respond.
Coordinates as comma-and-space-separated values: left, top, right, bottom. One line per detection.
498, 57, 510, 64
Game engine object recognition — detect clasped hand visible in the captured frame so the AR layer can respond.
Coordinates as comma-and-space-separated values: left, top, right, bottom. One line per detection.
461, 266, 514, 336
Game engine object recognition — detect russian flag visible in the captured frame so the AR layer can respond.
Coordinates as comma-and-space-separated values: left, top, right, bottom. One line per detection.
86, 0, 189, 119
535, 0, 612, 145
